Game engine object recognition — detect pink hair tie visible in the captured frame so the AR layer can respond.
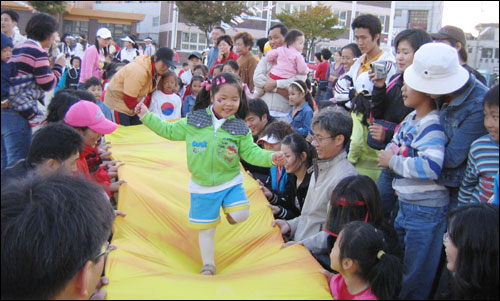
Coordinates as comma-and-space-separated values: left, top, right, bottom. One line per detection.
201, 80, 212, 91
215, 76, 226, 86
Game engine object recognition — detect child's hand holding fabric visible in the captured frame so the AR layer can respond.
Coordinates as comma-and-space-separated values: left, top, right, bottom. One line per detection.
135, 102, 149, 119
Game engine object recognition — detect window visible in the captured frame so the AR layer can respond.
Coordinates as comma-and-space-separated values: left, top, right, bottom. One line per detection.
152, 16, 159, 27
395, 9, 402, 17
181, 32, 208, 52
246, 1, 264, 19
408, 10, 428, 30
276, 2, 308, 15
482, 48, 493, 59
63, 20, 89, 38
377, 15, 388, 34
331, 9, 347, 28
495, 48, 499, 59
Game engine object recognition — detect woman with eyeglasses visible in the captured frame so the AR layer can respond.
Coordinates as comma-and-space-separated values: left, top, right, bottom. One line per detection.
439, 203, 498, 300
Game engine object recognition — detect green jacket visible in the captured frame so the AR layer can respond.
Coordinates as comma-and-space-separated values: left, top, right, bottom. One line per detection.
141, 107, 275, 186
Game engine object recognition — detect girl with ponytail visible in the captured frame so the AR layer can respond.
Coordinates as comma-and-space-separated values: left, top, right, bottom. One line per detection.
322, 221, 403, 300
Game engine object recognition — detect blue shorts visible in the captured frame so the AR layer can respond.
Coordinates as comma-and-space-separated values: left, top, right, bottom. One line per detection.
189, 184, 249, 229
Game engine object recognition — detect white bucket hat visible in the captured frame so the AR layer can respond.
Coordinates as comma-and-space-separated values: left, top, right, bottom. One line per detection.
403, 43, 469, 95
96, 28, 112, 39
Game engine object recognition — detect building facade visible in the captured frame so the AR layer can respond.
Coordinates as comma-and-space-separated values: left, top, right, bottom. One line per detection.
1, 1, 145, 46
393, 1, 443, 35
467, 23, 499, 87
159, 1, 393, 63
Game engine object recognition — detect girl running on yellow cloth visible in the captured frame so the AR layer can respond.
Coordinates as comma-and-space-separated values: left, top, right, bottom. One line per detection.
135, 72, 286, 275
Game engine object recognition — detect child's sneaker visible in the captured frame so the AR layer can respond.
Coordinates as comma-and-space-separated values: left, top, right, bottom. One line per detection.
200, 264, 216, 276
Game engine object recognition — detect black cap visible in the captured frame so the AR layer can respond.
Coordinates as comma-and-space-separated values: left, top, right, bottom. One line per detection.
154, 47, 176, 69
188, 51, 202, 60
431, 25, 467, 46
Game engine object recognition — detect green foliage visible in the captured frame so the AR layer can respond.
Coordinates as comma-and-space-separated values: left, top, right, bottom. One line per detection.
175, 1, 248, 47
276, 4, 345, 59
28, 1, 67, 16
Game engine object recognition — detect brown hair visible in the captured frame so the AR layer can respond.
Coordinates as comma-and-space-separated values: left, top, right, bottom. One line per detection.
234, 31, 254, 48
216, 35, 234, 50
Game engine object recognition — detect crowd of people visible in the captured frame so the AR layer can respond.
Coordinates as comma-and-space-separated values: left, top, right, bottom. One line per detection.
1, 8, 499, 300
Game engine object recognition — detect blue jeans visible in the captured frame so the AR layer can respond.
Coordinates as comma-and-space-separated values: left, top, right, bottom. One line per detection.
395, 201, 448, 300
1, 109, 32, 170
377, 169, 398, 223
324, 87, 334, 101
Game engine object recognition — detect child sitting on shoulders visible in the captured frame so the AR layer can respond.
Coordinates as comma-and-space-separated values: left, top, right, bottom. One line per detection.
150, 71, 182, 120
459, 85, 499, 204
254, 29, 309, 98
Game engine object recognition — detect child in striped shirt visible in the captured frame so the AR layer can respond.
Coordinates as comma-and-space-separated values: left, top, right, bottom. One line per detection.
377, 43, 462, 299
459, 85, 499, 205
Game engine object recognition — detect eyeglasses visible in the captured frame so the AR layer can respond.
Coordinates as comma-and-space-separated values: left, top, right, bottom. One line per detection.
92, 241, 115, 262
311, 135, 333, 143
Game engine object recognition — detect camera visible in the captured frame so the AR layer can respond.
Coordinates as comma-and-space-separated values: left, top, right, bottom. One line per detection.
370, 62, 388, 79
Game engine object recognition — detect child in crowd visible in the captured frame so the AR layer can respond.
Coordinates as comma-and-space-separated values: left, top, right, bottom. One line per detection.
1, 33, 15, 109
175, 77, 184, 97
255, 122, 295, 208
181, 75, 203, 117
149, 71, 182, 121
212, 64, 223, 78
135, 72, 286, 276
65, 56, 81, 89
348, 72, 382, 182
64, 100, 124, 198
322, 221, 403, 300
178, 62, 189, 78
458, 85, 499, 204
441, 203, 499, 300
182, 64, 209, 103
221, 60, 252, 99
263, 133, 315, 220
377, 44, 451, 299
287, 80, 314, 138
302, 175, 401, 272
85, 77, 113, 121
254, 29, 308, 98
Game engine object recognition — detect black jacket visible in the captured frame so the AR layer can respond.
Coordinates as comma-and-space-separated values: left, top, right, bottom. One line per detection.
371, 73, 414, 145
268, 168, 313, 220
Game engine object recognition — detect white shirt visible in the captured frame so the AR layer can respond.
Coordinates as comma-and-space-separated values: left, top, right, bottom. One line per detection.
149, 90, 182, 121
179, 69, 193, 99
118, 47, 139, 63
73, 42, 87, 59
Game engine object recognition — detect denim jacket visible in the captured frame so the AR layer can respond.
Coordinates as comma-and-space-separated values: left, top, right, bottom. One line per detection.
288, 102, 313, 137
437, 74, 488, 187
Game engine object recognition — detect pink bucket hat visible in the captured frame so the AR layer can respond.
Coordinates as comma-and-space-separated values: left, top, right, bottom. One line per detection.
64, 100, 118, 134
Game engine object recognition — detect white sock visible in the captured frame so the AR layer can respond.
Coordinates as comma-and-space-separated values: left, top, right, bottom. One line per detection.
199, 227, 216, 266
228, 209, 250, 223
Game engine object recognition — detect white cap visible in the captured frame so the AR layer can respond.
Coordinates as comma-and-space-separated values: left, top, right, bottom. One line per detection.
403, 43, 469, 95
354, 72, 374, 96
258, 135, 280, 145
96, 28, 112, 39
121, 36, 135, 44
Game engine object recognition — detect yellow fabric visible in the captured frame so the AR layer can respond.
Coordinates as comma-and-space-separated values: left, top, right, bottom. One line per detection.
104, 124, 332, 299
264, 41, 272, 54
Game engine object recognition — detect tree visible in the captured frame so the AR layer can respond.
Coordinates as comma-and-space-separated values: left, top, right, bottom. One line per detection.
175, 1, 248, 48
28, 1, 67, 16
276, 4, 345, 61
